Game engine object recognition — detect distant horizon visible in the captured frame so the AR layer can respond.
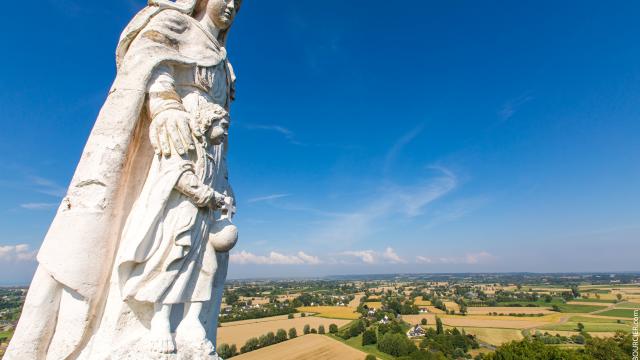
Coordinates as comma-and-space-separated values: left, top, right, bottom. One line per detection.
3, 270, 640, 287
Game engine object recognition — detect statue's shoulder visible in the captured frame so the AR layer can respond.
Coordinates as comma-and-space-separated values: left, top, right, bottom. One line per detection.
146, 9, 193, 34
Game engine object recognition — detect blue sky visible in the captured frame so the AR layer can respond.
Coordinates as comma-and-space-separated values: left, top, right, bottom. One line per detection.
1, 0, 639, 284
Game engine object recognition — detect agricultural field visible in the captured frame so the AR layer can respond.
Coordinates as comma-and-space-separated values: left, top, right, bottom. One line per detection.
596, 308, 636, 318
218, 316, 351, 348
466, 306, 553, 315
615, 302, 640, 308
4, 273, 640, 359
458, 327, 524, 345
414, 297, 431, 306
296, 306, 361, 320
232, 334, 368, 360
363, 301, 383, 309
555, 304, 607, 313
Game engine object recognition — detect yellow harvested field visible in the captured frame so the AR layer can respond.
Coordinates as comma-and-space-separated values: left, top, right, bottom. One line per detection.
232, 334, 368, 360
296, 306, 361, 320
460, 327, 523, 346
402, 314, 437, 325
218, 317, 351, 348
364, 301, 382, 309
531, 287, 572, 292
277, 293, 301, 302
442, 317, 549, 329
444, 301, 460, 312
348, 293, 364, 307
414, 297, 432, 306
240, 296, 270, 305
425, 306, 445, 314
467, 307, 553, 315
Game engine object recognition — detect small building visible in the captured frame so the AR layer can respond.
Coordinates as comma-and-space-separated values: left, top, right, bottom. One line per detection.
407, 325, 426, 337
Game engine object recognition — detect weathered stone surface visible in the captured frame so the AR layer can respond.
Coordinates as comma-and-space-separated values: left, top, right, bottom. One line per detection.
5, 1, 242, 359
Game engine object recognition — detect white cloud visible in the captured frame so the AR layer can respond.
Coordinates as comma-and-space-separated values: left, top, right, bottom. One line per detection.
0, 244, 37, 262
340, 250, 377, 264
297, 251, 322, 265
382, 247, 407, 264
247, 194, 291, 203
339, 248, 407, 264
20, 202, 58, 210
465, 251, 495, 264
416, 256, 433, 264
230, 250, 322, 265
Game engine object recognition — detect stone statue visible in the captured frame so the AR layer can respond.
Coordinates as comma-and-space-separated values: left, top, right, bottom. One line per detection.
5, 0, 241, 358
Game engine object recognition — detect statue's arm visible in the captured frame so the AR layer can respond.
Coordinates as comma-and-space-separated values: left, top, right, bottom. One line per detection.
147, 65, 224, 209
147, 64, 196, 156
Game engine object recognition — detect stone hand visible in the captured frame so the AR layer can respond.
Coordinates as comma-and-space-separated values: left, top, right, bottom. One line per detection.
209, 191, 227, 210
149, 109, 196, 156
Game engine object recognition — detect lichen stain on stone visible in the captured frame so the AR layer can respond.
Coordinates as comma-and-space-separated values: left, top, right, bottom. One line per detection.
76, 179, 107, 188
141, 30, 179, 50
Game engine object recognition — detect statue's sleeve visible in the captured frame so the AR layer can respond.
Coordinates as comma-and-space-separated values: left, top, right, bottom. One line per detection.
147, 64, 185, 117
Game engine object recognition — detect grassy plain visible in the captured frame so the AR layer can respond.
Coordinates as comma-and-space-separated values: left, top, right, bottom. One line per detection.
329, 333, 396, 360
597, 309, 636, 318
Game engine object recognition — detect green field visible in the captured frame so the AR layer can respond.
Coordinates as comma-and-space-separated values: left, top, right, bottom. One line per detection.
597, 309, 636, 318
572, 298, 617, 303
555, 304, 606, 313
540, 321, 630, 332
615, 302, 640, 309
569, 316, 629, 324
328, 334, 395, 360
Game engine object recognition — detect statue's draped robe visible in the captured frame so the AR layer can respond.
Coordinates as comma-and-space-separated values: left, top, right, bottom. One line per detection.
32, 7, 234, 358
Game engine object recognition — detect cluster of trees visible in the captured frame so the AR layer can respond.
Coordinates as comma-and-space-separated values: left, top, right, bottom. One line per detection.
218, 304, 297, 323
386, 299, 420, 315
337, 319, 367, 340
419, 328, 479, 358
293, 292, 354, 307
487, 312, 545, 317
475, 331, 633, 360
224, 327, 298, 356
533, 331, 586, 345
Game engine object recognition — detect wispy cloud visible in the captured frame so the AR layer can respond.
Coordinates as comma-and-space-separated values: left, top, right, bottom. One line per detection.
0, 244, 37, 262
28, 176, 66, 197
20, 203, 58, 210
384, 125, 424, 174
247, 193, 291, 203
230, 250, 322, 265
499, 94, 534, 120
308, 166, 458, 245
416, 251, 496, 265
244, 124, 303, 145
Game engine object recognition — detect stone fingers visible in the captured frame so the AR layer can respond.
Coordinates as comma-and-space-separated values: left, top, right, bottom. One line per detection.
158, 123, 171, 156
177, 117, 195, 151
166, 120, 185, 155
149, 121, 161, 155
